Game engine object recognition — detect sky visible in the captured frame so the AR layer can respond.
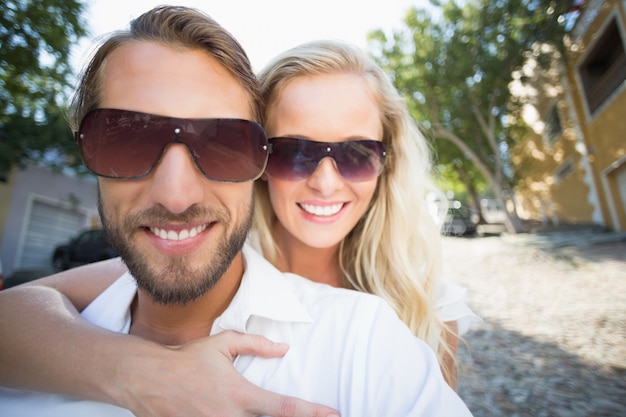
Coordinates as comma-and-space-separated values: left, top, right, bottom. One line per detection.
72, 0, 423, 72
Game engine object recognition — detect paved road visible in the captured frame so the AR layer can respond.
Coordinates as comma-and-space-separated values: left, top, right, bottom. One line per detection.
443, 229, 626, 417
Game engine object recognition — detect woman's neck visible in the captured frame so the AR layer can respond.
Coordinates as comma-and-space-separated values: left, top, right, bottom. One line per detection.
270, 225, 344, 288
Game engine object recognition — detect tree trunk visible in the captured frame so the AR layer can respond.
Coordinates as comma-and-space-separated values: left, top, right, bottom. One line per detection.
435, 127, 524, 233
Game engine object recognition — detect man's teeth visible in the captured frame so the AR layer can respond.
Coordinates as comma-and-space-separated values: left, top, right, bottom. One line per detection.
299, 203, 343, 216
150, 224, 208, 241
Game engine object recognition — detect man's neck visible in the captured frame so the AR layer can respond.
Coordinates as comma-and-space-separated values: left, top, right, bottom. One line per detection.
129, 252, 244, 346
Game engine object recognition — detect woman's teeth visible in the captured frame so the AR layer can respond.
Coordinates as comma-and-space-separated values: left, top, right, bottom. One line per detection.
299, 203, 343, 216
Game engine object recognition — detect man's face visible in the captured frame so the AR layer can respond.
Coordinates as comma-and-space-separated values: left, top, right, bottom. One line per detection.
96, 41, 254, 304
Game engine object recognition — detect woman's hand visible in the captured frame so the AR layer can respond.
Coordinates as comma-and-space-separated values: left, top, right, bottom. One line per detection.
0, 270, 338, 416
114, 331, 339, 417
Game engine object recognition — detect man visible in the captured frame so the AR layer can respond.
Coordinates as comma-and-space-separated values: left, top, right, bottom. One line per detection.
0, 6, 473, 416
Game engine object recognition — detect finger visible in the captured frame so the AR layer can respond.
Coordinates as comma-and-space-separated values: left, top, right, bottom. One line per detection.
217, 331, 290, 359
247, 386, 339, 417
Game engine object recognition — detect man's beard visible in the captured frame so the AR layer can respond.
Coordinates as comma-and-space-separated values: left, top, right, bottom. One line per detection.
98, 190, 252, 305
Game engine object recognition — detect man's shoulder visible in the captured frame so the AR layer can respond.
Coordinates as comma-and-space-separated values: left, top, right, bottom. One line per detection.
80, 272, 136, 333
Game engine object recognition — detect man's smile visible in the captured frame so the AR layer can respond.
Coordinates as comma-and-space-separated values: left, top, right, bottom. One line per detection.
149, 224, 210, 241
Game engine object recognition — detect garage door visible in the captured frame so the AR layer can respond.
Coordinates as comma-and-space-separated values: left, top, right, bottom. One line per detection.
18, 200, 87, 270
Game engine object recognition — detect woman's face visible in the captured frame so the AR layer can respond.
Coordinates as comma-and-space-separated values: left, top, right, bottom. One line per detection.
264, 73, 383, 249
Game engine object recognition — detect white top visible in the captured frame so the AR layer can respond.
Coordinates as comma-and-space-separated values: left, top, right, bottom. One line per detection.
247, 232, 481, 340
437, 279, 482, 335
0, 245, 474, 417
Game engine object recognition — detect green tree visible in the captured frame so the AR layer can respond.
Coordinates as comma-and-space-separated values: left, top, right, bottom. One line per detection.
0, 0, 87, 174
368, 0, 571, 233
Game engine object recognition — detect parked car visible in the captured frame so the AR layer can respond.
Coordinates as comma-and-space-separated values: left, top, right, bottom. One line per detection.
0, 260, 3, 290
442, 203, 479, 237
3, 267, 53, 289
51, 229, 117, 271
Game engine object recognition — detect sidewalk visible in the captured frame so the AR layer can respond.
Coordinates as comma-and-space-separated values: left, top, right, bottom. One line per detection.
442, 231, 626, 417
503, 223, 626, 250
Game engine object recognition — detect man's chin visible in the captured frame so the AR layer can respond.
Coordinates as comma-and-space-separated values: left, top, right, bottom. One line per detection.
131, 260, 218, 305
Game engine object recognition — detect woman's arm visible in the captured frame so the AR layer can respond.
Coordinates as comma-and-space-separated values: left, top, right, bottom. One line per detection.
436, 279, 480, 390
0, 258, 125, 392
441, 320, 460, 389
0, 264, 339, 417
27, 257, 128, 311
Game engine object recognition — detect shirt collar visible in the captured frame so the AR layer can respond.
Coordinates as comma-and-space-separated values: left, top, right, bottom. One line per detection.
213, 244, 313, 333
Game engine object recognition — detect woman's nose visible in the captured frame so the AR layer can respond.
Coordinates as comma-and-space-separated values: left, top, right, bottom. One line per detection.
305, 157, 345, 196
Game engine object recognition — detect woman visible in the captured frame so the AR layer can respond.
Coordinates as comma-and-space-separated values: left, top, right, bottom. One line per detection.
0, 39, 478, 415
254, 40, 478, 380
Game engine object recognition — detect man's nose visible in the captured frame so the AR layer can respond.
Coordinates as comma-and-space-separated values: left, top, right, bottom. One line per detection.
305, 157, 345, 196
148, 144, 205, 214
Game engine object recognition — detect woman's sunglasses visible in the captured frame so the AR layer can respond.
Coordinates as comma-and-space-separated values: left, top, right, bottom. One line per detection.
265, 137, 386, 182
77, 108, 269, 182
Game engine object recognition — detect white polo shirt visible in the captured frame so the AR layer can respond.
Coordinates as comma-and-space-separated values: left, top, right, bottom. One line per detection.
0, 245, 473, 416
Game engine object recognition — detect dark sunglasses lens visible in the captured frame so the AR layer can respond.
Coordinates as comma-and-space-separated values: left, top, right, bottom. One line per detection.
334, 141, 385, 181
187, 119, 268, 182
78, 110, 268, 182
78, 109, 167, 178
266, 138, 318, 180
267, 138, 385, 181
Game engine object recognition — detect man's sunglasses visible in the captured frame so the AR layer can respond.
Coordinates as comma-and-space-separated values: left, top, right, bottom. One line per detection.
77, 108, 269, 182
265, 137, 386, 182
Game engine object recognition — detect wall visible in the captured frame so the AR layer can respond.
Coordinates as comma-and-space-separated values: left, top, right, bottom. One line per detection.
0, 165, 99, 276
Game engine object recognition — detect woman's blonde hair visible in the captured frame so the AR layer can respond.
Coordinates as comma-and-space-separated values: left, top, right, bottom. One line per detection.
254, 40, 453, 377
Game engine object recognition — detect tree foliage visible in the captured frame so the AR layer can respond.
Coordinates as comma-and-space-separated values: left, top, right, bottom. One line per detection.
368, 0, 572, 232
0, 0, 87, 174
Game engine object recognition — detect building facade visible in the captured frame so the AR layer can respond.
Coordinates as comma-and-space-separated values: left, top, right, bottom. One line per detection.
512, 0, 626, 231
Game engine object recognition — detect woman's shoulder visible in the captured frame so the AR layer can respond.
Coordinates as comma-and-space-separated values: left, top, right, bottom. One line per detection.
436, 279, 482, 334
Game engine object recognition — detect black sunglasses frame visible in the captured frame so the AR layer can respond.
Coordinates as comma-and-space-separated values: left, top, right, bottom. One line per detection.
265, 137, 387, 182
76, 108, 269, 183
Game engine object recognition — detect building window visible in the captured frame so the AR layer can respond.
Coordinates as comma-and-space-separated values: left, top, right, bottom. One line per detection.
578, 17, 626, 115
544, 104, 562, 146
554, 158, 574, 185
